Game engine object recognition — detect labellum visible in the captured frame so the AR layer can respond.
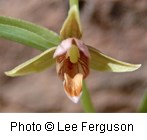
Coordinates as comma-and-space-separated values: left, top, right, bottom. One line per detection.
54, 38, 90, 103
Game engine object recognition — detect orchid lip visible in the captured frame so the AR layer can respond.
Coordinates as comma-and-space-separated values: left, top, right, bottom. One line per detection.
63, 73, 83, 103
67, 94, 81, 103
63, 79, 82, 103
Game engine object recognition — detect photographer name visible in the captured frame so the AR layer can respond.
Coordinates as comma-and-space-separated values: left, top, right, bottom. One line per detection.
10, 121, 134, 133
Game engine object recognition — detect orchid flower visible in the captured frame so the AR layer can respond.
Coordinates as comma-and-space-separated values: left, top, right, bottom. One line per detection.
5, 0, 141, 103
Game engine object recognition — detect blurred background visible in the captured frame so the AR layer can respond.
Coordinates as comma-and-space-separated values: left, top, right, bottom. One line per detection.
0, 0, 147, 112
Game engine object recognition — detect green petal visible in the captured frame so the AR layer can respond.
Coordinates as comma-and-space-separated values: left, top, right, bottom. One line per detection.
5, 47, 56, 77
89, 46, 141, 72
60, 4, 82, 40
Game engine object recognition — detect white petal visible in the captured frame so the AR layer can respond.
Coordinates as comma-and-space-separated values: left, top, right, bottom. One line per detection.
53, 38, 72, 58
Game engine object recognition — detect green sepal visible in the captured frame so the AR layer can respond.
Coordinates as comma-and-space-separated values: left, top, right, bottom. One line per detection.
5, 47, 57, 77
0, 16, 61, 45
60, 5, 82, 40
89, 46, 141, 72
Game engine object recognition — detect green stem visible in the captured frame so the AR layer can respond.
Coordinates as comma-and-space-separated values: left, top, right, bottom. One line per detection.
81, 80, 95, 113
70, 0, 79, 8
69, 0, 80, 18
138, 92, 147, 113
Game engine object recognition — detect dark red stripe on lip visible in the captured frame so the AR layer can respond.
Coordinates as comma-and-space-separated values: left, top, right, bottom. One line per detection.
56, 50, 89, 81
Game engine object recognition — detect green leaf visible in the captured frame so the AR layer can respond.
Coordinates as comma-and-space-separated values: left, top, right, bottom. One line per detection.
0, 16, 61, 45
138, 92, 147, 113
5, 47, 56, 77
60, 4, 82, 40
0, 24, 57, 51
89, 46, 141, 72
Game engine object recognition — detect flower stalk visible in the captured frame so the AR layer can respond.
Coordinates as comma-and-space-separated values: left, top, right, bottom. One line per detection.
70, 0, 79, 8
81, 80, 95, 113
138, 91, 147, 113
